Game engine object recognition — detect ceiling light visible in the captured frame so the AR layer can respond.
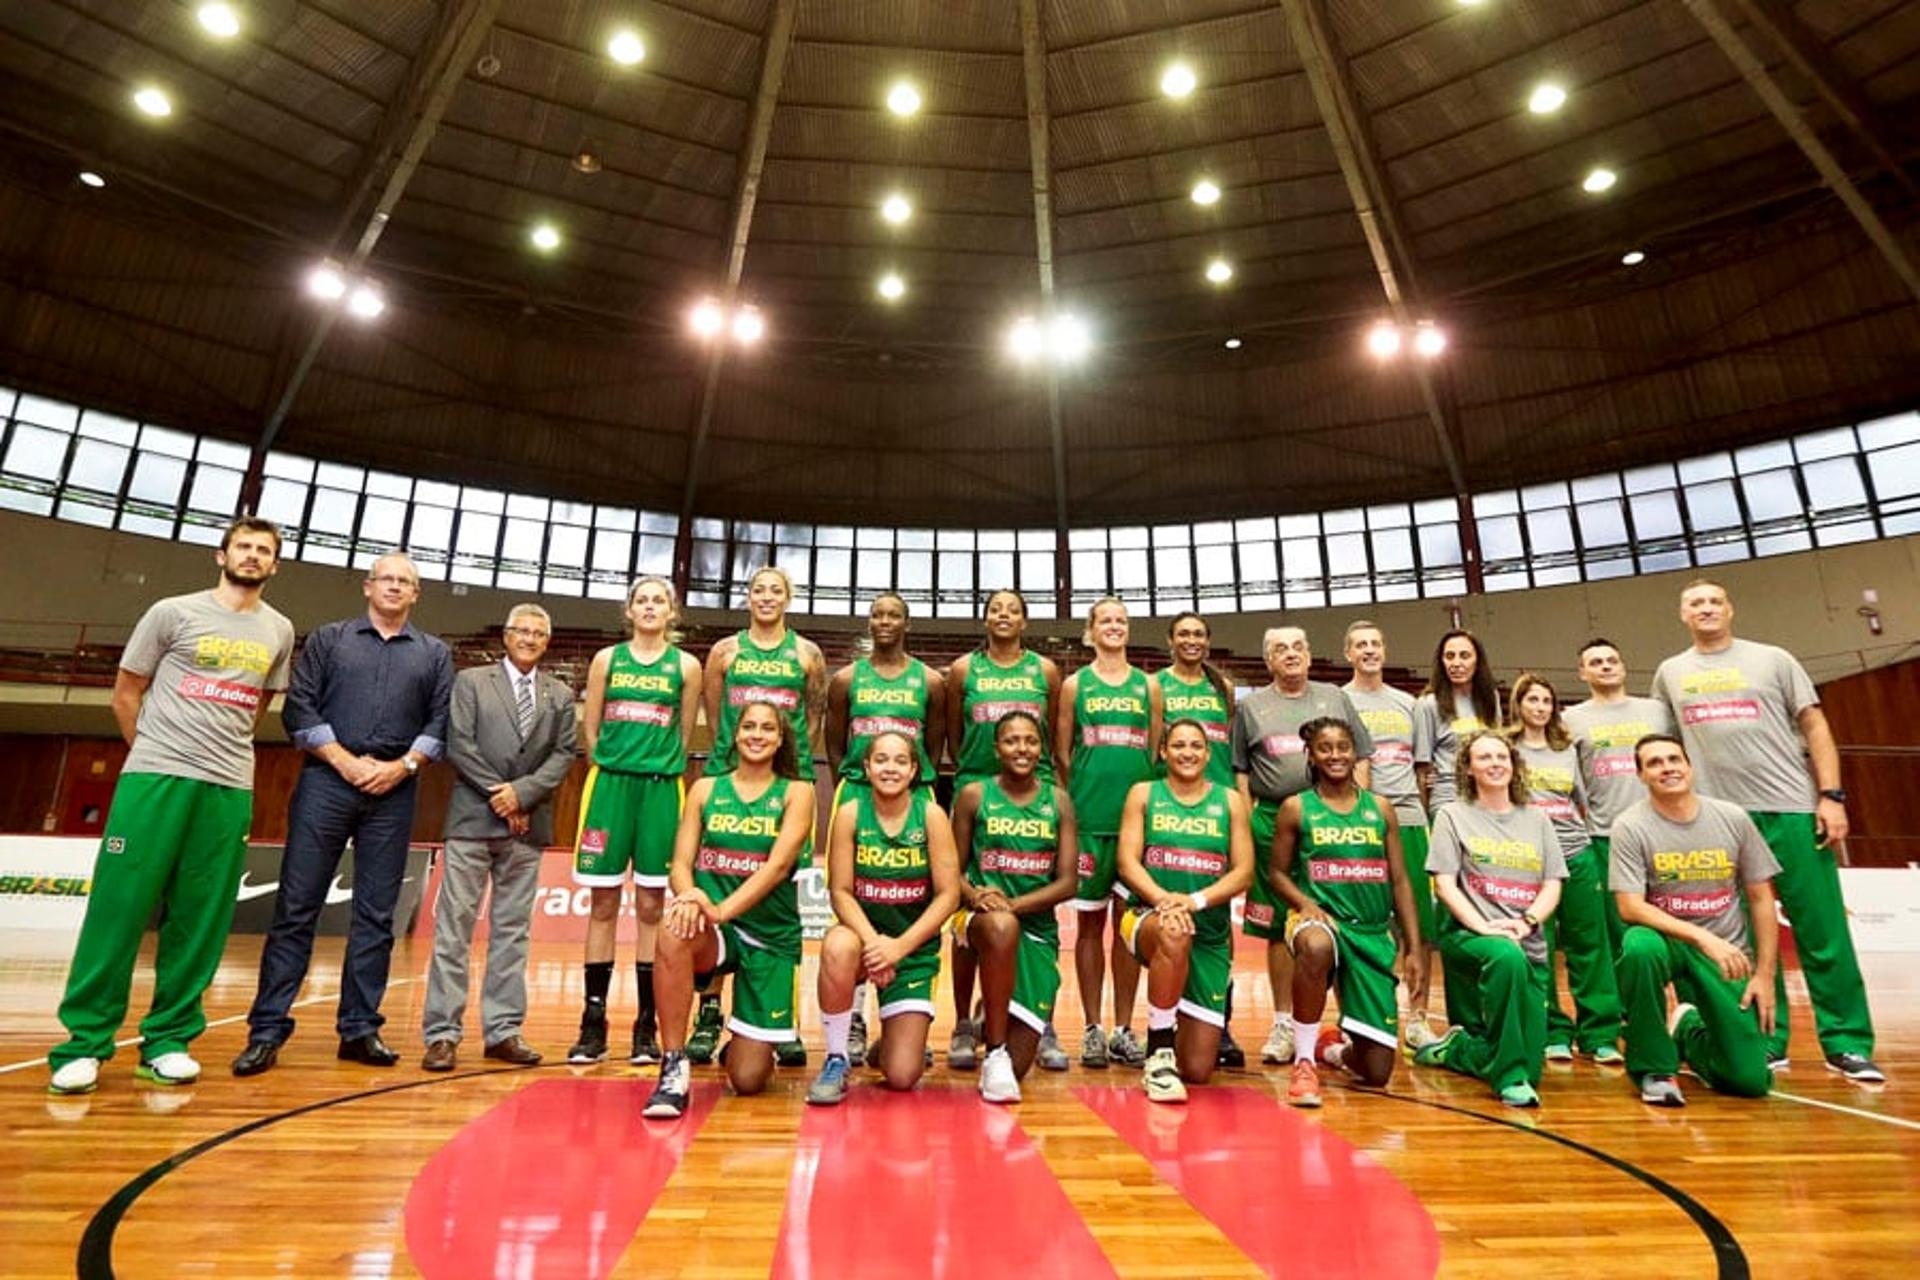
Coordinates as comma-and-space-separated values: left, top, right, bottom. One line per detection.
196, 3, 242, 39
132, 86, 173, 118
529, 222, 562, 253
1224, 337, 1242, 350
1582, 167, 1617, 194
347, 283, 386, 320
1621, 249, 1646, 266
886, 81, 921, 117
1205, 258, 1233, 285
1050, 313, 1091, 362
1190, 179, 1221, 206
1007, 316, 1043, 363
1456, 0, 1487, 7
1413, 323, 1448, 358
689, 298, 725, 338
607, 29, 646, 66
1366, 321, 1402, 359
305, 262, 347, 302
732, 307, 765, 344
78, 170, 106, 188
1527, 82, 1567, 115
571, 150, 602, 174
880, 193, 912, 225
1160, 63, 1197, 99
877, 273, 906, 301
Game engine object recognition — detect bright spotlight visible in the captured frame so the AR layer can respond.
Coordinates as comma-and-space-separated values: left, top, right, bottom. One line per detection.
1190, 179, 1221, 206
1205, 258, 1233, 285
1621, 249, 1646, 266
880, 193, 912, 225
78, 170, 106, 188
196, 3, 242, 39
1050, 313, 1091, 362
732, 307, 765, 344
877, 273, 906, 301
1366, 322, 1402, 359
306, 262, 347, 302
886, 81, 921, 117
1160, 63, 1197, 99
347, 283, 386, 320
1224, 337, 1243, 350
1007, 316, 1043, 363
1582, 167, 1617, 193
607, 29, 646, 66
1528, 83, 1567, 115
132, 86, 173, 118
529, 222, 562, 253
689, 298, 726, 338
1413, 323, 1448, 358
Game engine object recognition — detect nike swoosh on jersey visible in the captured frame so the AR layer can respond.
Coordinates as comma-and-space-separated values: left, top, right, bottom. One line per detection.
235, 873, 278, 902
769, 1010, 789, 1019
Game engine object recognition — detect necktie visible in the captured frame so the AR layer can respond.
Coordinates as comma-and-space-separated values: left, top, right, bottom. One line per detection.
516, 675, 535, 739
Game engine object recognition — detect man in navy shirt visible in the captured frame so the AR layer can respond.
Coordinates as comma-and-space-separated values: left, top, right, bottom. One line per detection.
235, 553, 454, 1074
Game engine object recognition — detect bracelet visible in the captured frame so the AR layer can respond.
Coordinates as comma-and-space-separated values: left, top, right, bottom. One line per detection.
1191, 891, 1209, 912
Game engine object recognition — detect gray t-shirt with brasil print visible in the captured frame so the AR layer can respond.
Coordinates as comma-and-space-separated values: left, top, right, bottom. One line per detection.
1230, 681, 1373, 804
1562, 695, 1674, 835
1427, 800, 1567, 964
1608, 795, 1779, 953
1342, 682, 1428, 827
1651, 637, 1819, 814
120, 590, 296, 790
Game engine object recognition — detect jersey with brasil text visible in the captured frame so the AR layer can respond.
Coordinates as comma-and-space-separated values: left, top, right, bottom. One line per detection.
852, 786, 937, 945
595, 642, 685, 775
693, 774, 799, 956
1563, 696, 1675, 834
956, 649, 1053, 785
840, 656, 935, 782
1427, 801, 1566, 963
710, 629, 810, 773
1070, 666, 1154, 835
1156, 669, 1233, 786
968, 779, 1062, 947
1230, 681, 1374, 803
1139, 778, 1234, 950
1608, 795, 1779, 952
1297, 788, 1395, 930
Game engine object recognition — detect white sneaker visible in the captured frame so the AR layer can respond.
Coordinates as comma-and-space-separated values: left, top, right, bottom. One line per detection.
979, 1046, 1021, 1104
49, 1057, 101, 1095
1403, 1017, 1441, 1052
1143, 1047, 1188, 1104
1261, 1021, 1295, 1065
136, 1052, 201, 1086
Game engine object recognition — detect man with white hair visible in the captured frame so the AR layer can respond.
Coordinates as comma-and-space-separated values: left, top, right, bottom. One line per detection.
421, 605, 578, 1070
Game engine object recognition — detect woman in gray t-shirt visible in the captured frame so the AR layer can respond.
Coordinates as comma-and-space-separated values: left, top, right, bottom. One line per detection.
1420, 730, 1567, 1107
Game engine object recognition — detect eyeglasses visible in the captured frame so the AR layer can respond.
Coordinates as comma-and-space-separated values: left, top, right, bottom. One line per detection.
368, 574, 417, 588
505, 627, 550, 640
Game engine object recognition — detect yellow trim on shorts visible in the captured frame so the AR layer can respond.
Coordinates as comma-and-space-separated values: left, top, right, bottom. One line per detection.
573, 764, 601, 854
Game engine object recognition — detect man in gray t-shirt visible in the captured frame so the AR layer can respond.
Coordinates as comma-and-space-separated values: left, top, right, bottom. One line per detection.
1609, 733, 1781, 1104
1563, 639, 1675, 838
50, 519, 295, 1096
1651, 579, 1878, 1081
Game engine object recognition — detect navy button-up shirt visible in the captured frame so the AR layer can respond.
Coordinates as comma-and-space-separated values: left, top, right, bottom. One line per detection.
284, 614, 454, 762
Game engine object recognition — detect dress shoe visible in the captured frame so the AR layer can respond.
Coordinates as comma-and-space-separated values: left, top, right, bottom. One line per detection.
337, 1033, 400, 1066
231, 1041, 280, 1077
421, 1040, 458, 1072
483, 1035, 542, 1065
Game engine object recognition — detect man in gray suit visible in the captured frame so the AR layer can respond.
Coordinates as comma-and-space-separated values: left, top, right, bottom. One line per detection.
421, 604, 578, 1070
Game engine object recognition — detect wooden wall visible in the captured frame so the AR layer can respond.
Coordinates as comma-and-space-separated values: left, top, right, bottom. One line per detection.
1819, 658, 1920, 869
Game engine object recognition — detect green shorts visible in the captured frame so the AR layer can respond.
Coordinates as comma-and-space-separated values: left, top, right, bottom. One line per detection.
876, 939, 942, 1020
1399, 823, 1434, 944
574, 768, 683, 887
952, 909, 1062, 1033
1120, 908, 1232, 1027
1074, 832, 1121, 908
699, 923, 798, 1043
1242, 798, 1283, 940
1287, 913, 1400, 1048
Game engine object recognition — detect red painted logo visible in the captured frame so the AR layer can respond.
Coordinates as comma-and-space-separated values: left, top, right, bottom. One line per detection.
177, 674, 262, 711
1683, 699, 1760, 725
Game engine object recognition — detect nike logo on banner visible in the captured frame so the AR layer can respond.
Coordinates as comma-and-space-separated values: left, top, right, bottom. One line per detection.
235, 873, 278, 902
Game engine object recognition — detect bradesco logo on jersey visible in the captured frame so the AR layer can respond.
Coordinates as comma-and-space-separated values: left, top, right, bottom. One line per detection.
1682, 700, 1761, 725
730, 685, 799, 709
855, 875, 930, 904
851, 715, 921, 739
1081, 724, 1148, 748
1309, 858, 1388, 883
980, 847, 1054, 877
696, 844, 767, 877
178, 674, 262, 711
1261, 733, 1305, 756
1144, 845, 1227, 877
605, 701, 673, 725
1651, 886, 1737, 918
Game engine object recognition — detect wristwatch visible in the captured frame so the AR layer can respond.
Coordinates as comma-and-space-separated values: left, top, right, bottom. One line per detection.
1819, 788, 1847, 804
1520, 911, 1539, 931
402, 755, 419, 776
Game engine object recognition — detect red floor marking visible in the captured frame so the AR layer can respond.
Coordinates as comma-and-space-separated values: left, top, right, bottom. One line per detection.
404, 1077, 720, 1280
1076, 1085, 1440, 1279
771, 1088, 1119, 1280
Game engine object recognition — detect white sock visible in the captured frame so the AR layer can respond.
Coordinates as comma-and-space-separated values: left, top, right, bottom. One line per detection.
1147, 1003, 1177, 1032
822, 1009, 852, 1058
1294, 1019, 1320, 1063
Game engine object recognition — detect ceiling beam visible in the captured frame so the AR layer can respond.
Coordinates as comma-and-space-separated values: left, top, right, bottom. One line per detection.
1018, 0, 1072, 614
1282, 0, 1468, 503
1683, 0, 1920, 307
251, 0, 504, 466
672, 0, 799, 590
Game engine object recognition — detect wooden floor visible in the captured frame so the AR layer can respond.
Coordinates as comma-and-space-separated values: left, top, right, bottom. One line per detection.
3, 932, 1917, 1279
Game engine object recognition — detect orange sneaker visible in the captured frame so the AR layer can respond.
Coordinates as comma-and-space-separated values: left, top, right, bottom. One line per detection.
1287, 1058, 1323, 1108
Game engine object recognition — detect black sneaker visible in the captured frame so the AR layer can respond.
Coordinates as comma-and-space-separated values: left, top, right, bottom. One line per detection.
775, 1038, 808, 1068
643, 1052, 691, 1118
686, 996, 724, 1065
1217, 1026, 1246, 1069
567, 999, 609, 1064
628, 1012, 660, 1066
1826, 1052, 1887, 1083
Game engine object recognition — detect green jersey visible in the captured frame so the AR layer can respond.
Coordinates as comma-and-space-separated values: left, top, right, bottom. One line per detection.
1156, 668, 1233, 787
1140, 778, 1234, 949
1296, 788, 1395, 933
968, 779, 1062, 947
709, 629, 811, 774
1070, 666, 1155, 835
693, 775, 799, 957
851, 786, 938, 951
840, 656, 935, 782
595, 643, 685, 775
955, 649, 1054, 786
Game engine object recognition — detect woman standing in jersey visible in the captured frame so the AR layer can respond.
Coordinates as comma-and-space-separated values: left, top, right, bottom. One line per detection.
643, 703, 815, 1118
697, 565, 825, 1067
949, 711, 1079, 1102
945, 589, 1065, 1071
1058, 597, 1162, 1070
1115, 720, 1254, 1103
1507, 673, 1623, 1065
567, 577, 703, 1067
1267, 718, 1425, 1107
1414, 629, 1501, 814
1418, 730, 1567, 1107
808, 733, 962, 1104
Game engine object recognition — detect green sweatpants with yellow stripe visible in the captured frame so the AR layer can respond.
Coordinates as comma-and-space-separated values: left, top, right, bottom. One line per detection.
1616, 926, 1772, 1097
51, 773, 252, 1068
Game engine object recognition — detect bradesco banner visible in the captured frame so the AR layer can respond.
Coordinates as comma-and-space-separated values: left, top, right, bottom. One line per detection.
410, 849, 833, 944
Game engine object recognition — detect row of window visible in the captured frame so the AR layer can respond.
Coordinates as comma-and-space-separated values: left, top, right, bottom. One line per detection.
1, 386, 1915, 618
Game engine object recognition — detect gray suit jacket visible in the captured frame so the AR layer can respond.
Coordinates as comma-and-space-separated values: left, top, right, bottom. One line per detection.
444, 663, 579, 844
